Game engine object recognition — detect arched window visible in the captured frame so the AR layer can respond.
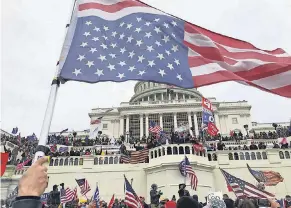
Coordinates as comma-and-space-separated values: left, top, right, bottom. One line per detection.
245, 152, 250, 160
179, 146, 184, 155
173, 146, 178, 155
162, 147, 165, 156
74, 158, 79, 165
228, 153, 233, 160
53, 159, 58, 166
285, 151, 290, 159
79, 158, 83, 165
69, 158, 73, 165
104, 157, 109, 164
208, 153, 212, 161
64, 158, 68, 166
256, 152, 262, 160
154, 150, 157, 158
251, 152, 256, 160
99, 157, 104, 165
94, 158, 98, 165
262, 152, 267, 159
114, 156, 118, 164
158, 149, 161, 157
150, 151, 154, 159
239, 152, 245, 160
234, 152, 239, 160
59, 159, 64, 166
109, 157, 113, 164
279, 151, 285, 159
185, 146, 190, 154
49, 159, 54, 166
167, 147, 172, 155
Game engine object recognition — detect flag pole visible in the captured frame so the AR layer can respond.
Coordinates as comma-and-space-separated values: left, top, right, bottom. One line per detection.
33, 0, 77, 162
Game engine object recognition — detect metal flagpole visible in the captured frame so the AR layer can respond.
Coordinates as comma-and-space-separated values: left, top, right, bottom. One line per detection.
33, 0, 77, 162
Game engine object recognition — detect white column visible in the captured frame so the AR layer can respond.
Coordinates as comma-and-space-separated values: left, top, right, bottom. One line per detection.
175, 93, 178, 100
161, 93, 164, 101
183, 94, 185, 100
148, 96, 150, 101
119, 116, 124, 136
187, 112, 193, 136
145, 114, 149, 137
174, 113, 177, 130
169, 93, 171, 100
140, 114, 144, 139
214, 114, 221, 132
159, 114, 163, 130
194, 113, 199, 136
126, 115, 129, 132
154, 94, 157, 101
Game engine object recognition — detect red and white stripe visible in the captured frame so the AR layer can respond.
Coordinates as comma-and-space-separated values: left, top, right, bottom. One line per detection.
184, 23, 291, 98
61, 188, 74, 203
185, 165, 198, 190
130, 148, 149, 164
77, 0, 291, 97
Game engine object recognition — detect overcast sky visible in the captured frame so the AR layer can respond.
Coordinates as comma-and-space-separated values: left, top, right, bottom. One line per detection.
2, 0, 291, 136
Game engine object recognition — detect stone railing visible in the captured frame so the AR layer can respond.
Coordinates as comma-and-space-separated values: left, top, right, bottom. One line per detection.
9, 147, 291, 176
149, 144, 206, 160
205, 138, 279, 147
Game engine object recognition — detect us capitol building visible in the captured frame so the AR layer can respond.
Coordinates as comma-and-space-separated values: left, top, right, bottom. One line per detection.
90, 81, 252, 138
2, 81, 291, 202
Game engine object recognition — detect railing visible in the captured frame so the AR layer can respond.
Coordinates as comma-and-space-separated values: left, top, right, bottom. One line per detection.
207, 150, 268, 161
279, 150, 291, 159
49, 157, 84, 166
149, 144, 206, 159
93, 155, 121, 165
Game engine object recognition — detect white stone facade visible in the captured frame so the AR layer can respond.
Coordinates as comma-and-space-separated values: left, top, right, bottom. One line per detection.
89, 81, 253, 138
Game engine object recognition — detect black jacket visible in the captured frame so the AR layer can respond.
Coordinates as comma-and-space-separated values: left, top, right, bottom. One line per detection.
12, 196, 42, 208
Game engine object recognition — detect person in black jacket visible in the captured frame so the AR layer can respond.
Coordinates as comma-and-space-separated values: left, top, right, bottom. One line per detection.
12, 157, 49, 208
178, 184, 190, 198
223, 194, 234, 208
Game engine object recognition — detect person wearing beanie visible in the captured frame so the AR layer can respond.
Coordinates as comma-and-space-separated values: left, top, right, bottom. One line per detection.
177, 196, 199, 208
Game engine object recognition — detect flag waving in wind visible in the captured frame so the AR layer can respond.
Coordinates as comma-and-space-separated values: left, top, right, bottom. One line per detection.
124, 176, 143, 208
93, 186, 100, 208
179, 156, 198, 190
58, 0, 291, 98
76, 178, 91, 195
221, 169, 275, 199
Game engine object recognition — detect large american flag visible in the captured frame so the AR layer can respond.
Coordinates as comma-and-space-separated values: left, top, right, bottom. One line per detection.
124, 176, 143, 208
221, 169, 275, 199
75, 178, 91, 195
149, 121, 162, 134
121, 149, 149, 164
60, 188, 74, 203
58, 0, 291, 98
179, 156, 198, 190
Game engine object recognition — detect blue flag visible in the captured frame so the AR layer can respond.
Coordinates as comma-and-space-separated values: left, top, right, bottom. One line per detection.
11, 127, 18, 135
59, 1, 195, 88
93, 186, 100, 208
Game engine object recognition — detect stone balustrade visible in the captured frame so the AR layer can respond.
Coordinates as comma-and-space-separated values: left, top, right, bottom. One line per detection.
8, 145, 291, 177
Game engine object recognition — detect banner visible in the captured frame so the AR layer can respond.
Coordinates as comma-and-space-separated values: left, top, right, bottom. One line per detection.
202, 97, 219, 135
1, 152, 9, 176
16, 159, 31, 170
208, 122, 219, 136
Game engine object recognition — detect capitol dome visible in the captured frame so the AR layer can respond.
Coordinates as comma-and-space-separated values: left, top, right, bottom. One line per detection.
130, 81, 203, 103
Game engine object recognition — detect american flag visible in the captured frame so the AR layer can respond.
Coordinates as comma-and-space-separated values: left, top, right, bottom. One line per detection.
124, 176, 143, 208
16, 158, 31, 170
58, 0, 291, 98
91, 117, 103, 125
60, 188, 74, 203
75, 178, 91, 195
120, 154, 130, 163
149, 121, 162, 134
72, 187, 78, 200
122, 149, 149, 164
179, 156, 198, 190
221, 169, 275, 199
93, 186, 100, 208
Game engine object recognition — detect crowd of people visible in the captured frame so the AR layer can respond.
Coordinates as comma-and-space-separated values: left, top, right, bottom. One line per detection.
1, 123, 290, 168
3, 156, 291, 208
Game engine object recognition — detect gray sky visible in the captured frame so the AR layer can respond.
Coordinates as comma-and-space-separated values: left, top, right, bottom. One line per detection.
2, 0, 291, 136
